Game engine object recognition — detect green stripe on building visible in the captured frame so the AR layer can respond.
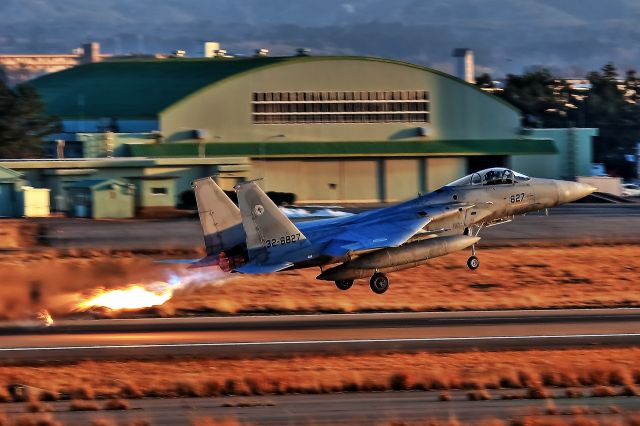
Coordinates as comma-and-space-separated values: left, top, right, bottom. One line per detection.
125, 139, 557, 158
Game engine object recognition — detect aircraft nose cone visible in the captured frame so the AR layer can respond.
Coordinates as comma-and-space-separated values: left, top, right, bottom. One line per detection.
557, 181, 597, 204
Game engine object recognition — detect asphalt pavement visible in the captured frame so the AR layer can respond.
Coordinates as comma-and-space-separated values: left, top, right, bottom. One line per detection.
4, 391, 640, 425
27, 204, 640, 250
2, 309, 640, 362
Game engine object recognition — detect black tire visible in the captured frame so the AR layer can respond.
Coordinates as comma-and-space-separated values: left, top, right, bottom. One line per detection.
335, 280, 353, 291
467, 255, 480, 270
369, 273, 389, 294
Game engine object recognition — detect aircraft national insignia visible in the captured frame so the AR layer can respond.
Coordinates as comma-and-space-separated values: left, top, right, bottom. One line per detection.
253, 204, 265, 216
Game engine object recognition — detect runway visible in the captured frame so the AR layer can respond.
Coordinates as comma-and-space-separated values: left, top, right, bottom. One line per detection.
2, 309, 640, 362
33, 204, 640, 250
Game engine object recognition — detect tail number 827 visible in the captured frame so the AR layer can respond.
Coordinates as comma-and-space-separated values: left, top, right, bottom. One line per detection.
510, 193, 526, 203
265, 233, 301, 248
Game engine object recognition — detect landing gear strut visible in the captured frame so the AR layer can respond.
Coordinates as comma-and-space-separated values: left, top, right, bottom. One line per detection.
335, 280, 353, 291
369, 272, 389, 294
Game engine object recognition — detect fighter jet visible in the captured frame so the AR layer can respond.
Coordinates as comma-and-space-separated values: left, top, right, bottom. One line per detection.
191, 168, 595, 294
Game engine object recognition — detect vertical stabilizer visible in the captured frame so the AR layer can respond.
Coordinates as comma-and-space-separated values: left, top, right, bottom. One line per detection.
192, 177, 245, 255
236, 181, 310, 263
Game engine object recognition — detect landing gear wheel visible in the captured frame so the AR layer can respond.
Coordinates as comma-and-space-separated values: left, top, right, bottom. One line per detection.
335, 280, 354, 291
467, 255, 480, 270
369, 273, 389, 294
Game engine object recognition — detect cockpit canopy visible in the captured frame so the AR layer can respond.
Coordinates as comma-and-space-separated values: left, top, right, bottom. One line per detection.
446, 168, 531, 187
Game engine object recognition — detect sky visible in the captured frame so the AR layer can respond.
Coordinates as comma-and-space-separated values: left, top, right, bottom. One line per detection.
2, 0, 640, 77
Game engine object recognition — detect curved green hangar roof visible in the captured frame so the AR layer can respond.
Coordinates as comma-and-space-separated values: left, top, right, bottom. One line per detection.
29, 55, 518, 119
30, 56, 293, 119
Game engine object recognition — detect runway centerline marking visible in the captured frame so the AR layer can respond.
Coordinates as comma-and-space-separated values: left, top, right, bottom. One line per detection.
1, 333, 639, 352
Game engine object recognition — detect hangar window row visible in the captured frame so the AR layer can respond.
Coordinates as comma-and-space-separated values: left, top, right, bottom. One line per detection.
252, 91, 429, 124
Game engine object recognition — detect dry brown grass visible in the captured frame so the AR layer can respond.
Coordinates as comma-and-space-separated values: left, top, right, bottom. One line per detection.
526, 385, 550, 399
89, 419, 117, 426
438, 391, 451, 401
467, 389, 492, 401
68, 399, 99, 411
10, 414, 62, 426
124, 420, 151, 426
191, 418, 242, 426
36, 391, 57, 402
103, 398, 130, 410
162, 244, 640, 315
565, 389, 585, 398
1, 348, 640, 400
67, 385, 95, 401
0, 245, 639, 319
620, 385, 640, 396
591, 386, 617, 397
24, 400, 52, 413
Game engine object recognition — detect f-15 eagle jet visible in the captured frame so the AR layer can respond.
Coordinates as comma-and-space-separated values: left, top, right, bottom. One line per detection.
190, 168, 595, 294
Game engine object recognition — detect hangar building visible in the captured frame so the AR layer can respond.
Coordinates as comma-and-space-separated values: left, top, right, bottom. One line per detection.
26, 55, 595, 205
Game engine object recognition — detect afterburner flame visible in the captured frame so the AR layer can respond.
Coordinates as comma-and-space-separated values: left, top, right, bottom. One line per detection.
76, 284, 174, 311
37, 310, 53, 326
72, 269, 227, 312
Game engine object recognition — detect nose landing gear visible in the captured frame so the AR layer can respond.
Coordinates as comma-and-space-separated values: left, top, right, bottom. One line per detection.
466, 225, 482, 271
467, 254, 480, 270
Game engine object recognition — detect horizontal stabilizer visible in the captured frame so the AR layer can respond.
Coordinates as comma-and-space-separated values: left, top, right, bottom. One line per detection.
155, 255, 220, 269
155, 259, 201, 264
187, 255, 220, 269
234, 262, 293, 274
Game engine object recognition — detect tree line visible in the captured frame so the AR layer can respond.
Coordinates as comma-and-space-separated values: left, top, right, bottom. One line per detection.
477, 63, 640, 178
0, 72, 60, 159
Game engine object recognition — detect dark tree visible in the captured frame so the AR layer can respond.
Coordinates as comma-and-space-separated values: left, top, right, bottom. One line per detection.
602, 62, 618, 80
487, 62, 640, 178
496, 69, 570, 127
475, 73, 495, 89
0, 81, 60, 158
584, 64, 640, 175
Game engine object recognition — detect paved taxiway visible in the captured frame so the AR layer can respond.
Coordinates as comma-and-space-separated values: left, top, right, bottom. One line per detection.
34, 204, 640, 250
2, 309, 640, 362
4, 392, 640, 425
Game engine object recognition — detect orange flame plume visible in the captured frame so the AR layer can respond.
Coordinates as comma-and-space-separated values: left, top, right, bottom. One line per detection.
75, 284, 173, 311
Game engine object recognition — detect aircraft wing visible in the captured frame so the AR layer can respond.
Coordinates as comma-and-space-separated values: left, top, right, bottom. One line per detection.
320, 203, 467, 258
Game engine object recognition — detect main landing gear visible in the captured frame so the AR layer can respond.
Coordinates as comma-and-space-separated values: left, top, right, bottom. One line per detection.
369, 272, 389, 294
334, 272, 390, 294
335, 280, 354, 290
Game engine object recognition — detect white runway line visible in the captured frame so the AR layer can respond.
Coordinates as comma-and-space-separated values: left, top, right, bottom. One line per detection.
11, 306, 640, 328
1, 333, 639, 352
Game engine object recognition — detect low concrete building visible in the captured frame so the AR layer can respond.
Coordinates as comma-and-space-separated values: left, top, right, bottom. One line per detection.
0, 167, 24, 217
22, 187, 51, 217
126, 176, 177, 215
66, 179, 135, 219
0, 157, 251, 213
